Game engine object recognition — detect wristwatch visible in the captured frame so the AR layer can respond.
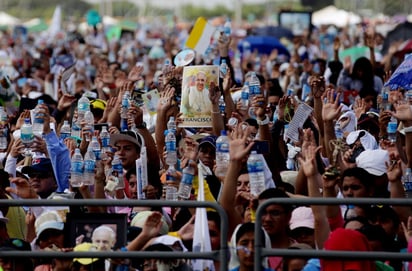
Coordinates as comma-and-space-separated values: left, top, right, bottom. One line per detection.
256, 116, 270, 126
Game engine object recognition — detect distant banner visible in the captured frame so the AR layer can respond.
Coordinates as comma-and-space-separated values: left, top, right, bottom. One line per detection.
179, 65, 218, 128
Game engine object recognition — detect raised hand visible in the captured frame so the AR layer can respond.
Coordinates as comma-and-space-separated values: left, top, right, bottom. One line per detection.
386, 159, 402, 184
392, 102, 412, 121
228, 125, 254, 162
298, 129, 322, 178
57, 93, 77, 112
322, 89, 343, 121
127, 65, 144, 82
157, 84, 175, 113
208, 82, 221, 104
353, 97, 367, 119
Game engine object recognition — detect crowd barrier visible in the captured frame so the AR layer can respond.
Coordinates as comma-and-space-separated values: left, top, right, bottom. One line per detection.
0, 199, 229, 271
254, 197, 412, 271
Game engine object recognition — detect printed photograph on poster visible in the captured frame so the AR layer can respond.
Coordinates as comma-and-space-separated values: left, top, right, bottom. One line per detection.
142, 88, 160, 115
179, 65, 219, 127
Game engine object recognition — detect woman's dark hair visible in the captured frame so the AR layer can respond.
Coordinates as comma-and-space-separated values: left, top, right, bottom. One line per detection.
125, 166, 137, 181
351, 57, 375, 93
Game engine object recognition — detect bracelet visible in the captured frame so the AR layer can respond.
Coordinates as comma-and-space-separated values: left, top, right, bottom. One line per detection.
256, 115, 270, 126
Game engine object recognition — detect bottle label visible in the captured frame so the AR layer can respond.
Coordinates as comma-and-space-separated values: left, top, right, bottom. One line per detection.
21, 132, 34, 144
93, 150, 101, 160
241, 91, 249, 100
216, 142, 229, 152
71, 161, 83, 174
166, 141, 176, 152
84, 160, 95, 173
249, 85, 260, 95
181, 173, 194, 185
166, 173, 176, 182
405, 181, 412, 192
60, 132, 70, 140
102, 137, 110, 148
112, 163, 123, 177
387, 122, 397, 134
78, 103, 89, 111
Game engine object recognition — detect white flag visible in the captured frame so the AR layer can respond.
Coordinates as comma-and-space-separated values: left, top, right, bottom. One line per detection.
191, 162, 215, 271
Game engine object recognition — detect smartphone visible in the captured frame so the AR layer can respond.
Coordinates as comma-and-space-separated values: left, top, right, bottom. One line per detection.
252, 140, 269, 154
94, 123, 109, 131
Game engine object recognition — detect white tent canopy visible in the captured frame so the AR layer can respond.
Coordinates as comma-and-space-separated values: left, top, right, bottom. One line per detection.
312, 5, 361, 27
0, 11, 21, 26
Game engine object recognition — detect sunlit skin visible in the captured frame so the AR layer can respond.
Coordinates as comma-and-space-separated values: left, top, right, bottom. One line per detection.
195, 72, 206, 91
91, 227, 116, 251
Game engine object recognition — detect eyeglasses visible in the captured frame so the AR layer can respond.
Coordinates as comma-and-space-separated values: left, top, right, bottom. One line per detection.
28, 172, 51, 179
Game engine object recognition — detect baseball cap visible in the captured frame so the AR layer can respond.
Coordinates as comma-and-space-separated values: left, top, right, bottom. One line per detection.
130, 211, 169, 235
34, 211, 65, 239
73, 242, 99, 265
22, 157, 53, 175
199, 135, 217, 150
110, 130, 142, 149
147, 235, 188, 252
356, 149, 389, 176
90, 99, 106, 111
289, 206, 315, 231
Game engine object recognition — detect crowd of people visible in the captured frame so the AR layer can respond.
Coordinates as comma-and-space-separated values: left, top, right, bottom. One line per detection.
0, 12, 411, 271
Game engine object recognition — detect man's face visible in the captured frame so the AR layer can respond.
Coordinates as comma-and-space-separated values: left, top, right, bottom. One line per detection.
236, 231, 255, 269
28, 172, 57, 198
259, 202, 291, 237
115, 140, 140, 170
197, 145, 215, 170
195, 73, 206, 91
92, 229, 115, 251
128, 174, 137, 199
208, 220, 220, 251
341, 176, 370, 198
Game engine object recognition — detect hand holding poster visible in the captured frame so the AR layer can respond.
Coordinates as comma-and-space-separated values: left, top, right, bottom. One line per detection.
179, 65, 219, 128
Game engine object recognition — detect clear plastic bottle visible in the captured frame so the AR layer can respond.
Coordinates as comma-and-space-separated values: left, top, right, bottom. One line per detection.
219, 97, 226, 114
178, 164, 195, 199
77, 94, 90, 122
60, 120, 71, 141
21, 118, 34, 148
84, 110, 94, 142
222, 18, 231, 43
247, 151, 265, 197
83, 146, 96, 186
240, 82, 249, 110
100, 126, 110, 152
254, 55, 261, 72
219, 59, 228, 79
167, 116, 176, 134
71, 115, 81, 139
33, 99, 44, 136
215, 130, 229, 178
334, 122, 343, 139
248, 72, 261, 102
403, 168, 412, 198
344, 204, 357, 220
165, 129, 177, 166
111, 154, 124, 189
120, 91, 130, 131
165, 165, 178, 201
387, 116, 397, 143
0, 106, 7, 149
70, 148, 84, 187
380, 88, 390, 111
90, 136, 101, 160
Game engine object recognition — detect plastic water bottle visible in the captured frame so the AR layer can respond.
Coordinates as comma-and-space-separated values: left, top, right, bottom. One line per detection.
70, 148, 84, 187
0, 106, 7, 149
387, 116, 397, 143
254, 55, 261, 72
100, 126, 110, 152
71, 115, 81, 139
248, 72, 261, 101
111, 154, 123, 178
247, 151, 265, 197
167, 116, 176, 134
90, 136, 101, 160
335, 122, 343, 139
215, 130, 229, 177
240, 82, 249, 110
165, 129, 177, 166
162, 59, 171, 76
178, 163, 195, 199
380, 88, 390, 111
33, 99, 44, 136
120, 91, 130, 131
220, 59, 228, 79
83, 146, 96, 186
223, 18, 231, 42
21, 118, 34, 148
84, 110, 94, 142
60, 120, 71, 141
403, 168, 412, 198
77, 94, 90, 122
165, 165, 178, 201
